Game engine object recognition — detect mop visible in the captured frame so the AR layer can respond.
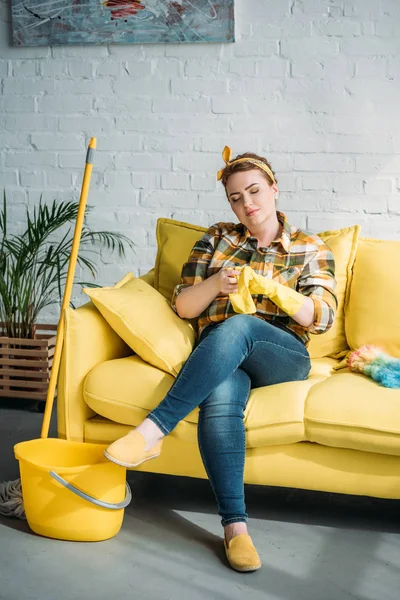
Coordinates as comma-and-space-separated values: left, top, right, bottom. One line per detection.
0, 137, 97, 520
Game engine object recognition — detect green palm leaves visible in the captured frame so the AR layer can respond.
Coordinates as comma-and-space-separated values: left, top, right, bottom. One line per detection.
0, 193, 135, 338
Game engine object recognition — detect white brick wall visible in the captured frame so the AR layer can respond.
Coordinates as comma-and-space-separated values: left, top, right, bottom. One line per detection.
1, 0, 400, 322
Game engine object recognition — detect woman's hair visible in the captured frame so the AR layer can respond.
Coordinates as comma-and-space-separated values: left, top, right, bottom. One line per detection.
220, 152, 277, 188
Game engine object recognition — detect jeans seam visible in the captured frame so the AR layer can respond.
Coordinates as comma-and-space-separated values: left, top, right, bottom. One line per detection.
147, 412, 170, 435
244, 375, 251, 411
251, 338, 310, 359
222, 517, 248, 526
239, 380, 249, 518
197, 420, 221, 513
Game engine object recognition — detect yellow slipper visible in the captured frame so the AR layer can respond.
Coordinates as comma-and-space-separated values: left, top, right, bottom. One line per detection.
104, 430, 163, 468
224, 534, 261, 572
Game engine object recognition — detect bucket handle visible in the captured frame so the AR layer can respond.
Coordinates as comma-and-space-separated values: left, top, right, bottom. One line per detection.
49, 471, 132, 510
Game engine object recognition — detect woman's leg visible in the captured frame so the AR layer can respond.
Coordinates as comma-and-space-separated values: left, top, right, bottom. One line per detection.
106, 315, 310, 472
146, 314, 310, 436
106, 314, 311, 568
197, 368, 251, 532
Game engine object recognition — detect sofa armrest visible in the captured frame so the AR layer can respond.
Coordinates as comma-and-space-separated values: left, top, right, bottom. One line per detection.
57, 269, 156, 441
58, 302, 132, 441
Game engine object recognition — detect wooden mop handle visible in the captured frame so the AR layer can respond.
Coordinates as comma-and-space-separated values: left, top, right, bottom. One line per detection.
40, 137, 96, 439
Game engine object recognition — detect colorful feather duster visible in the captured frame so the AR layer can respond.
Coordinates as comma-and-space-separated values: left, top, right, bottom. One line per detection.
347, 345, 400, 389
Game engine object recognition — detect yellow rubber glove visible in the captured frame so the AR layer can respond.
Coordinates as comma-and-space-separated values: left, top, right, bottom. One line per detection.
227, 266, 257, 314
229, 265, 306, 317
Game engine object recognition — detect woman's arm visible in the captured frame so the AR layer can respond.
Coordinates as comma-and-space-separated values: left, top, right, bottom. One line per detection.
296, 245, 337, 334
176, 268, 241, 319
171, 224, 240, 320
291, 296, 315, 328
171, 227, 217, 318
175, 275, 220, 319
228, 246, 336, 332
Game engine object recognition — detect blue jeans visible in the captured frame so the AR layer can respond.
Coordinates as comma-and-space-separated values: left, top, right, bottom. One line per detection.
147, 314, 311, 527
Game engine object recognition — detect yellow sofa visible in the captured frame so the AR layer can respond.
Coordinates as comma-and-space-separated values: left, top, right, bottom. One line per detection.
57, 218, 400, 501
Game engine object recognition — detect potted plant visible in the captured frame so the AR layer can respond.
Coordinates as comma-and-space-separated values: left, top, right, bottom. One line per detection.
0, 192, 135, 408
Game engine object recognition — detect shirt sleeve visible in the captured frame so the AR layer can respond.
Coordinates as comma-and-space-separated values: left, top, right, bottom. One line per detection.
297, 243, 338, 335
171, 224, 219, 313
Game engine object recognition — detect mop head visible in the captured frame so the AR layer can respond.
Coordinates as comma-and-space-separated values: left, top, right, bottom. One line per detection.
0, 479, 26, 519
348, 345, 400, 389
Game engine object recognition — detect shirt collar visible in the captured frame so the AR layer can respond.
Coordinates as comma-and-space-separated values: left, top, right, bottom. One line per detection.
238, 211, 291, 253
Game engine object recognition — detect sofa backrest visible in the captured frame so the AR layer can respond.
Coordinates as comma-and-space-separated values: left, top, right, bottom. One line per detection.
345, 237, 400, 358
153, 218, 360, 360
307, 225, 359, 359
154, 218, 207, 301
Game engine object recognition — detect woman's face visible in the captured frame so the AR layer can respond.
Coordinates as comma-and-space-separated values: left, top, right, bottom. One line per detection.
225, 169, 279, 231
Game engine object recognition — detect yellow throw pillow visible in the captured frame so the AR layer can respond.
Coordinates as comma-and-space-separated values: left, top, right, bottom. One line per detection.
83, 273, 196, 377
154, 218, 360, 359
307, 225, 360, 359
345, 238, 400, 358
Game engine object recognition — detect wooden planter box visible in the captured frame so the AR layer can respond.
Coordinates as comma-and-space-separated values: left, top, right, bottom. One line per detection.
0, 323, 58, 403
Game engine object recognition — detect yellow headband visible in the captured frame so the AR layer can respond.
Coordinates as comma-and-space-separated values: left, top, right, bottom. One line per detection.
216, 145, 276, 183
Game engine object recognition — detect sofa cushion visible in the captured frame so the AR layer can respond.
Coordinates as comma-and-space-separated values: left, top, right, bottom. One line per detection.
84, 354, 207, 443
305, 371, 400, 456
84, 355, 175, 423
83, 273, 196, 377
84, 354, 336, 447
154, 218, 360, 359
345, 238, 400, 358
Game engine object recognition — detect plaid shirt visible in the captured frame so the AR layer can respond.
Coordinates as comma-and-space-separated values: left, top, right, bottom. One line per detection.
171, 211, 337, 346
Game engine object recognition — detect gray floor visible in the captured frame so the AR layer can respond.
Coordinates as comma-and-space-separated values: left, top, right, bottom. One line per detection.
1, 399, 399, 600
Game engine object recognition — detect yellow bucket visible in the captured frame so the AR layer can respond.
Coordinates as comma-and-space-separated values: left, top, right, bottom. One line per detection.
14, 438, 131, 542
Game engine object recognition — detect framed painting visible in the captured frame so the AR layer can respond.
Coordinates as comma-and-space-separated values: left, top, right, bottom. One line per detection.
11, 0, 235, 46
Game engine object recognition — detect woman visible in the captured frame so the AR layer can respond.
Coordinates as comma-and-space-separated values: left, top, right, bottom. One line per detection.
105, 147, 337, 572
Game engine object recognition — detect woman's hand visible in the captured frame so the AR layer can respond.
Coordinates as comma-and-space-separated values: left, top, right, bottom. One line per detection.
175, 266, 242, 319
214, 267, 241, 295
